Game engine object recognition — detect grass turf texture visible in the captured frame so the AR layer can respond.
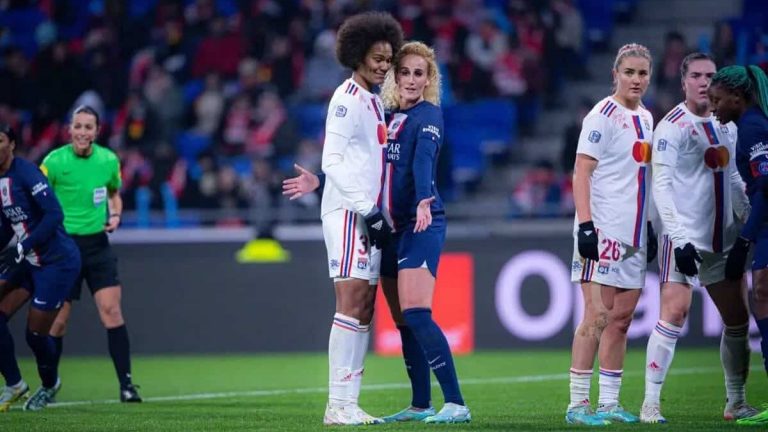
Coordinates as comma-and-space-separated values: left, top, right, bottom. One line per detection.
1, 349, 766, 431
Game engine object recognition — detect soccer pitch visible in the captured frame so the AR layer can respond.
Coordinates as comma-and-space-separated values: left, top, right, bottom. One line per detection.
3, 349, 766, 431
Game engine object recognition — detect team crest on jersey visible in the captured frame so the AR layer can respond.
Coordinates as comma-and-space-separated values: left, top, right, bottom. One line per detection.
588, 130, 601, 143
335, 105, 347, 117
357, 257, 368, 270
388, 113, 408, 139
597, 263, 611, 275
657, 139, 667, 151
0, 178, 11, 207
720, 125, 729, 134
643, 117, 651, 131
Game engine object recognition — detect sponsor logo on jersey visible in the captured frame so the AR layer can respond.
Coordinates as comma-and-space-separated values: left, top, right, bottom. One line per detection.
334, 105, 347, 117
422, 125, 441, 139
632, 141, 652, 163
3, 206, 28, 223
387, 142, 401, 161
704, 146, 730, 169
571, 261, 583, 272
330, 259, 340, 270
31, 182, 48, 196
588, 130, 601, 143
657, 139, 667, 151
749, 141, 768, 159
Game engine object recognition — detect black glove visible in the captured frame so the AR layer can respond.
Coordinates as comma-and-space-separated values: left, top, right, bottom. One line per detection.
577, 221, 599, 261
364, 208, 392, 249
646, 221, 658, 263
725, 236, 750, 281
673, 242, 702, 277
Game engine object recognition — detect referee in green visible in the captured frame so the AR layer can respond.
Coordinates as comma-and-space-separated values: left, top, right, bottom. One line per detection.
41, 106, 141, 402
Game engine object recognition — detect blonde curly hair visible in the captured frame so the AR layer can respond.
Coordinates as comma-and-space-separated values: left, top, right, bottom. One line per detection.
381, 41, 441, 110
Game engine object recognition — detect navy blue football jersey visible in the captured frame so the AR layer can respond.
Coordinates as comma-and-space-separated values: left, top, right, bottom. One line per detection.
383, 101, 445, 230
0, 157, 77, 266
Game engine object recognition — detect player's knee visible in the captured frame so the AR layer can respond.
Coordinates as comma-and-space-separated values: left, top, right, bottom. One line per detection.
98, 303, 124, 326
754, 283, 768, 302
609, 310, 634, 334
665, 307, 688, 326
49, 319, 67, 337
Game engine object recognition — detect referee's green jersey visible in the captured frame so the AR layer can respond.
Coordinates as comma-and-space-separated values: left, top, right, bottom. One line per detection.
41, 143, 122, 235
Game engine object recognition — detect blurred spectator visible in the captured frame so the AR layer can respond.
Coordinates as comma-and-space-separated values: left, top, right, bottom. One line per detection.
297, 29, 346, 102
114, 90, 161, 156
193, 72, 225, 136
0, 47, 36, 111
34, 40, 89, 120
191, 15, 244, 78
217, 92, 253, 157
251, 88, 298, 160
215, 165, 249, 226
712, 21, 736, 66
560, 98, 592, 174
511, 159, 562, 217
655, 31, 688, 100
144, 65, 184, 141
243, 158, 281, 237
464, 16, 507, 98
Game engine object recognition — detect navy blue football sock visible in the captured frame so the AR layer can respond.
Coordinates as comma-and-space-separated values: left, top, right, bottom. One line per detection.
0, 312, 22, 386
398, 325, 431, 408
403, 308, 464, 406
107, 325, 133, 388
756, 317, 768, 375
25, 329, 57, 388
50, 335, 63, 368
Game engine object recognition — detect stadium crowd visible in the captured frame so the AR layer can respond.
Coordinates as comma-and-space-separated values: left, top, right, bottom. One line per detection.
0, 0, 765, 223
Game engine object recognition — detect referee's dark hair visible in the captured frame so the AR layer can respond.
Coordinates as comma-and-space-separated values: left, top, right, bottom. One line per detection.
73, 105, 101, 127
336, 11, 403, 70
0, 123, 17, 145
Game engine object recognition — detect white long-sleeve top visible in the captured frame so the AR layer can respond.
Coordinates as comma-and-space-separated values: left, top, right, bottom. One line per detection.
321, 77, 387, 218
652, 102, 748, 253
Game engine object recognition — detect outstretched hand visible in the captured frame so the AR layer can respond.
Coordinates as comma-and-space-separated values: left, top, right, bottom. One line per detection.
282, 164, 320, 200
414, 197, 436, 233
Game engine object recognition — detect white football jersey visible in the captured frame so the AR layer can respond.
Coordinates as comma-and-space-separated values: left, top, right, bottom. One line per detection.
652, 102, 739, 253
575, 96, 654, 248
321, 77, 388, 217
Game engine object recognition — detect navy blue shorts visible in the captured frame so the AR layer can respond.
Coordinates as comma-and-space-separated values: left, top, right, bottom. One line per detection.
2, 256, 81, 311
380, 217, 446, 278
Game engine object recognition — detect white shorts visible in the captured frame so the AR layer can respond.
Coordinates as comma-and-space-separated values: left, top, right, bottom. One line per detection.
570, 231, 647, 289
322, 209, 381, 283
658, 234, 727, 287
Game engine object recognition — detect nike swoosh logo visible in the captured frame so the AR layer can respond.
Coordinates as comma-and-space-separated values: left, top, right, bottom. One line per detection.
428, 356, 440, 364
398, 258, 407, 264
33, 298, 46, 305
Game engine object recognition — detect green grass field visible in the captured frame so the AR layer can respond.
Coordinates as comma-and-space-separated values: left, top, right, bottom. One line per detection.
2, 349, 766, 431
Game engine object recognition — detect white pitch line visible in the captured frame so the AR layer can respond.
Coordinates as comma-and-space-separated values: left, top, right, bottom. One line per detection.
38, 365, 724, 409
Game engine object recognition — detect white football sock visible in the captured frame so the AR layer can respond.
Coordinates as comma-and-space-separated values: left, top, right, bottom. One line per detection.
598, 368, 622, 408
349, 323, 370, 404
568, 368, 592, 409
721, 323, 750, 405
644, 320, 682, 405
328, 313, 359, 407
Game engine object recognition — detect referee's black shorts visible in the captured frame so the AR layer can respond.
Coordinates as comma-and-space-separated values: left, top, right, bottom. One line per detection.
68, 232, 120, 301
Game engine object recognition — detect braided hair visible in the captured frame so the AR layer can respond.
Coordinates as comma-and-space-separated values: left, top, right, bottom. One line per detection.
711, 65, 768, 118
